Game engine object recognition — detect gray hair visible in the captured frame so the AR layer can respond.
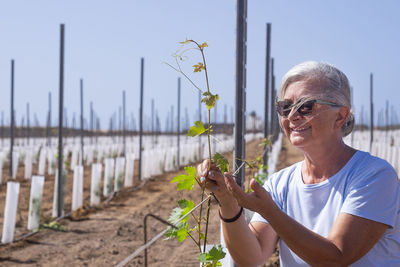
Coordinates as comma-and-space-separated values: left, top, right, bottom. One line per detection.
278, 61, 354, 137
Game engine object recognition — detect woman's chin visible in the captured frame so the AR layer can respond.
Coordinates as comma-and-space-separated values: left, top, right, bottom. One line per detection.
289, 135, 310, 148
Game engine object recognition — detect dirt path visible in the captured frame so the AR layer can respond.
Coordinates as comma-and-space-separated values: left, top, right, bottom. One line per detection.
0, 136, 303, 267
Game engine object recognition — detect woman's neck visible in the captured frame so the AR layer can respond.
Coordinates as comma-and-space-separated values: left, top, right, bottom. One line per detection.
301, 140, 356, 184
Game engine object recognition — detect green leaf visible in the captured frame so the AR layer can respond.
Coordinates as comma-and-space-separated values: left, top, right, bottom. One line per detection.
197, 245, 226, 265
199, 232, 205, 240
167, 207, 184, 224
165, 199, 195, 242
213, 152, 229, 173
208, 245, 226, 261
178, 199, 195, 218
254, 171, 268, 185
259, 137, 272, 148
164, 221, 188, 242
171, 166, 197, 191
197, 253, 207, 263
187, 121, 206, 137
179, 38, 191, 45
40, 221, 67, 232
176, 227, 188, 242
177, 199, 188, 208
199, 42, 208, 48
168, 199, 195, 224
193, 62, 205, 72
201, 92, 219, 110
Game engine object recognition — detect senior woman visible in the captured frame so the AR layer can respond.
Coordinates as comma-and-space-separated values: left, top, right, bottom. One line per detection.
198, 61, 400, 266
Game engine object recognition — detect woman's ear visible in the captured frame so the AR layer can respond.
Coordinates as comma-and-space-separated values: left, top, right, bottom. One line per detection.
335, 106, 350, 129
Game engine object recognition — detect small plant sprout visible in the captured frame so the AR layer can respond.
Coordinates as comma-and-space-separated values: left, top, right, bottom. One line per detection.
242, 137, 272, 191
164, 39, 227, 266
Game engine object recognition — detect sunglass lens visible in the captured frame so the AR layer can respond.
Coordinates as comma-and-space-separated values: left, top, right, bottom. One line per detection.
277, 101, 292, 117
297, 101, 315, 115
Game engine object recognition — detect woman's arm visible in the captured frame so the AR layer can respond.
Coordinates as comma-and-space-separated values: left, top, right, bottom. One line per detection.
198, 160, 278, 266
219, 205, 278, 266
226, 176, 388, 266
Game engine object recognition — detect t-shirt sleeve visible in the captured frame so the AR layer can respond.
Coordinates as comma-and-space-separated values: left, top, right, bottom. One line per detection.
341, 161, 400, 228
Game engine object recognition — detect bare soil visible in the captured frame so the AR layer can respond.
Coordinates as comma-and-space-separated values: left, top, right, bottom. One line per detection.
0, 137, 303, 266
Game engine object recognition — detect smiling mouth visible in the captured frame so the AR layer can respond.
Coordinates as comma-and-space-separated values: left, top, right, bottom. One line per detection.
290, 126, 311, 132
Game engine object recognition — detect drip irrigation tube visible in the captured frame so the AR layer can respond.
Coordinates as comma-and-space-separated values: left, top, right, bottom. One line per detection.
115, 194, 212, 267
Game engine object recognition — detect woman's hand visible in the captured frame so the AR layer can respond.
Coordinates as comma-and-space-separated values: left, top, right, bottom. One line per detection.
197, 159, 276, 216
197, 159, 237, 207
223, 173, 276, 216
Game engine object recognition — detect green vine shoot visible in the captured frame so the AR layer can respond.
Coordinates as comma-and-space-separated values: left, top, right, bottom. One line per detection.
164, 39, 227, 266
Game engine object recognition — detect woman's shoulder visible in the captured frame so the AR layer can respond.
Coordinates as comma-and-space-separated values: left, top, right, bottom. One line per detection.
347, 150, 399, 186
352, 150, 397, 176
266, 161, 302, 187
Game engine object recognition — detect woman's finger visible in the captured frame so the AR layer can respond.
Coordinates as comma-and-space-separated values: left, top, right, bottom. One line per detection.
224, 173, 246, 198
250, 178, 266, 196
197, 162, 207, 178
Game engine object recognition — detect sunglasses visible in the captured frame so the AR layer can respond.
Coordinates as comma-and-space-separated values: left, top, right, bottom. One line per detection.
276, 98, 339, 118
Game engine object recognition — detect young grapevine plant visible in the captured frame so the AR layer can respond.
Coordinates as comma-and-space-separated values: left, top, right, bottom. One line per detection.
244, 137, 272, 188
164, 39, 227, 266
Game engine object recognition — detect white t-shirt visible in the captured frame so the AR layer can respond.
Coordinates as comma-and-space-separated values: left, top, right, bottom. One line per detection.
251, 150, 400, 266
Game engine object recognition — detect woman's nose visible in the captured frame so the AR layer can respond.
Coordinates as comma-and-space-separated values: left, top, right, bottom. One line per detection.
287, 108, 301, 121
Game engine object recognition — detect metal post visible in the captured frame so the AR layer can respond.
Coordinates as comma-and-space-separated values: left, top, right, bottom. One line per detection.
26, 102, 30, 146
233, 0, 247, 189
360, 105, 364, 131
90, 101, 93, 145
151, 98, 154, 147
214, 101, 217, 154
123, 90, 126, 156
263, 23, 271, 166
370, 73, 373, 152
10, 59, 15, 178
57, 24, 65, 217
118, 107, 121, 133
224, 104, 227, 135
272, 81, 277, 141
47, 92, 51, 146
72, 112, 75, 129
64, 108, 68, 131
385, 100, 389, 141
166, 111, 169, 133
177, 77, 181, 168
139, 58, 144, 181
350, 86, 354, 146
270, 58, 275, 141
272, 88, 277, 140
96, 116, 99, 144
1, 111, 3, 147
171, 106, 174, 135
80, 79, 84, 166
231, 106, 234, 124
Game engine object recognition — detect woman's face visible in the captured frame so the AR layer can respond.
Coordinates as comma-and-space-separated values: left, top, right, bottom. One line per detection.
281, 80, 342, 150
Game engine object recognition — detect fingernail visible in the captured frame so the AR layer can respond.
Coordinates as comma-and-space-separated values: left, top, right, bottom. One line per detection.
200, 176, 205, 183
202, 170, 207, 176
209, 171, 214, 177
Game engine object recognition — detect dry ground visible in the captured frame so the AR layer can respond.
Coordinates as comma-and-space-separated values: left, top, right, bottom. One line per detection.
0, 137, 303, 266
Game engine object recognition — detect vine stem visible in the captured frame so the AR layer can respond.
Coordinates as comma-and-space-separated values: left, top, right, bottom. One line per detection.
168, 40, 225, 263
198, 188, 205, 252
202, 197, 212, 254
196, 41, 214, 261
163, 61, 203, 93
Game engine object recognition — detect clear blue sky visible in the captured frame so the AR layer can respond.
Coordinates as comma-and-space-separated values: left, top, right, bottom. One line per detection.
0, 0, 399, 130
